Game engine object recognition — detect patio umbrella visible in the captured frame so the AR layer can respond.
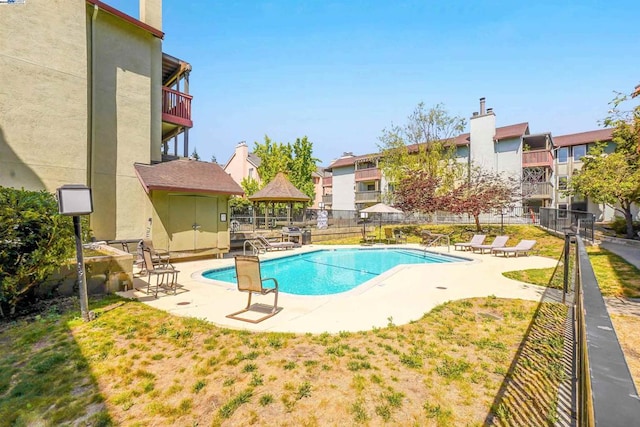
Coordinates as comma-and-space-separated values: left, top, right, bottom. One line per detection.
360, 203, 403, 240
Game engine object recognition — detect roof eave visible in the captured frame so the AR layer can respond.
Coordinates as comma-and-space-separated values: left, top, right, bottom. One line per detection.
86, 0, 164, 39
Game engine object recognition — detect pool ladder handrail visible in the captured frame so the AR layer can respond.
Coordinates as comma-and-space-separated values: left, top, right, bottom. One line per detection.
420, 232, 450, 252
243, 238, 267, 255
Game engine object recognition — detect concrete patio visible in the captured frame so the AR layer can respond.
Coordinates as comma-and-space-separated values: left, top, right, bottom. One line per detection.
118, 244, 557, 334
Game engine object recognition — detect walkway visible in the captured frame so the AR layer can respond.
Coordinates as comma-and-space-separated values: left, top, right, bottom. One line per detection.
119, 244, 556, 333
600, 237, 640, 317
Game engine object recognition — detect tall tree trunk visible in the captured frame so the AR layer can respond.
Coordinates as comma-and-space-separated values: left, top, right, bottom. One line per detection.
474, 214, 482, 232
623, 203, 635, 239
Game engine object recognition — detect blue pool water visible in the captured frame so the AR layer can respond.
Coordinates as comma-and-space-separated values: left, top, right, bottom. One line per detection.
202, 248, 464, 296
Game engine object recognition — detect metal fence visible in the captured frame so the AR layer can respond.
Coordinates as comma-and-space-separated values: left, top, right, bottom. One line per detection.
231, 206, 541, 233
539, 207, 595, 242
573, 235, 640, 425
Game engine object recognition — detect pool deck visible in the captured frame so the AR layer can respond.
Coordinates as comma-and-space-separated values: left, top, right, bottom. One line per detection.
118, 244, 557, 334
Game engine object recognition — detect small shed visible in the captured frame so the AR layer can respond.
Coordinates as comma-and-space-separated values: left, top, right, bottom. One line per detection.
248, 172, 311, 227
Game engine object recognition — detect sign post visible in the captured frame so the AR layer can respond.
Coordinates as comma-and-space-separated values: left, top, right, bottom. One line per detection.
57, 185, 93, 322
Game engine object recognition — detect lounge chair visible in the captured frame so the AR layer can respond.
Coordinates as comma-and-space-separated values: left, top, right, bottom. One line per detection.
394, 229, 407, 244
255, 235, 296, 251
141, 239, 172, 268
384, 228, 398, 244
454, 234, 486, 251
361, 228, 375, 245
226, 255, 280, 323
471, 235, 509, 254
492, 239, 537, 257
141, 249, 180, 297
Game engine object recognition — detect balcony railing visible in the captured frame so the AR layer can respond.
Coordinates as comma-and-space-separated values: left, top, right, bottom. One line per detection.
522, 182, 552, 198
322, 194, 333, 205
355, 190, 381, 202
355, 168, 381, 181
162, 86, 193, 128
523, 149, 553, 167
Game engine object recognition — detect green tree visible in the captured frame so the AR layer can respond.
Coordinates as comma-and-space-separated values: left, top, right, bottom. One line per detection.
252, 135, 318, 202
569, 145, 640, 238
570, 89, 640, 238
0, 187, 76, 316
253, 136, 292, 184
289, 136, 319, 200
191, 148, 200, 160
240, 177, 260, 197
378, 102, 466, 197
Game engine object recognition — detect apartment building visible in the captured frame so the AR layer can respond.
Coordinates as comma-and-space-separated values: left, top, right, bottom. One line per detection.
326, 98, 629, 221
553, 128, 616, 220
327, 99, 532, 211
0, 0, 241, 254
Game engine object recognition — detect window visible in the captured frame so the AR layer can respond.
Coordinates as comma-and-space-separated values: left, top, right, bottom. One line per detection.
558, 176, 568, 190
557, 147, 568, 163
558, 203, 568, 218
573, 145, 587, 161
248, 168, 254, 179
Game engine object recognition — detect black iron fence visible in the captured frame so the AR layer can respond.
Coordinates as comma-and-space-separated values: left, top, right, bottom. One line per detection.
573, 235, 640, 425
539, 207, 595, 242
231, 206, 542, 233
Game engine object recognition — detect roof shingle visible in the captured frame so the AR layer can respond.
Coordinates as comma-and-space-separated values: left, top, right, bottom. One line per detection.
553, 128, 614, 147
134, 159, 244, 195
249, 172, 310, 202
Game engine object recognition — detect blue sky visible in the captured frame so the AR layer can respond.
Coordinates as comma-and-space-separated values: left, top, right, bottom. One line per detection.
108, 0, 639, 166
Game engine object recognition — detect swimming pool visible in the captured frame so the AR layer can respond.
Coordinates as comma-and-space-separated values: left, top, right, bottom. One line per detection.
202, 248, 465, 296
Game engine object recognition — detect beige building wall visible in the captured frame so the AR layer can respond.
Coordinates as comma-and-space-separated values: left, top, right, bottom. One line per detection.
0, 0, 161, 242
90, 9, 159, 240
0, 0, 88, 192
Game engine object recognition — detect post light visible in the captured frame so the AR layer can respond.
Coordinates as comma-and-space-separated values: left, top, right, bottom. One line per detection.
318, 202, 325, 211
57, 185, 93, 322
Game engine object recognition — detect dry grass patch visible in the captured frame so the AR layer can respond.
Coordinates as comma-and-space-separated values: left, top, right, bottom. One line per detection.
0, 295, 570, 425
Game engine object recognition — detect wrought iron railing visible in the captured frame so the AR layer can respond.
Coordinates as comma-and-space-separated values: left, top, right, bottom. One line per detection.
573, 235, 640, 425
539, 207, 595, 241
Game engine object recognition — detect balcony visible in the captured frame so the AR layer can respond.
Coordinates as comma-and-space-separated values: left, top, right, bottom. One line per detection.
523, 182, 552, 199
162, 87, 193, 128
322, 194, 333, 205
523, 149, 552, 167
323, 176, 332, 187
355, 168, 381, 182
355, 190, 381, 203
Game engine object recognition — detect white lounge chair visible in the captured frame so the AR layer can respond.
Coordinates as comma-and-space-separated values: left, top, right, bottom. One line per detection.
255, 235, 296, 251
471, 235, 509, 254
492, 239, 537, 257
454, 234, 486, 251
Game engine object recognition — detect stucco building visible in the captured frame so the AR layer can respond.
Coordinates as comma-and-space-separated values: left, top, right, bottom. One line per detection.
0, 0, 241, 255
326, 98, 630, 221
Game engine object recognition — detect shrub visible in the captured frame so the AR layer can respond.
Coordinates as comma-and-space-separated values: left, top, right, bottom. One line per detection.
0, 187, 76, 316
608, 216, 640, 237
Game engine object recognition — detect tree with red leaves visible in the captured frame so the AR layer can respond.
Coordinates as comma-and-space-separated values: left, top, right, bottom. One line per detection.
446, 168, 520, 231
393, 170, 445, 214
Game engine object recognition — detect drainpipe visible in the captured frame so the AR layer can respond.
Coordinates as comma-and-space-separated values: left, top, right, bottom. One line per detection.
87, 4, 98, 189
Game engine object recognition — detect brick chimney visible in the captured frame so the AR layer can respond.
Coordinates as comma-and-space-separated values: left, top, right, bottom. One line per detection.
140, 0, 162, 31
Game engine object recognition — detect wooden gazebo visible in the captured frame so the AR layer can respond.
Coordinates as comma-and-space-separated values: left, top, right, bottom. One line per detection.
248, 172, 311, 228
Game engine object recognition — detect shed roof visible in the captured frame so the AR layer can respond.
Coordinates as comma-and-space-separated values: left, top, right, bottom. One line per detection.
134, 159, 244, 195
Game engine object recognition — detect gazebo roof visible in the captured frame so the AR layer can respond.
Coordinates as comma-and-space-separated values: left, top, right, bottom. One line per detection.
249, 172, 310, 202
